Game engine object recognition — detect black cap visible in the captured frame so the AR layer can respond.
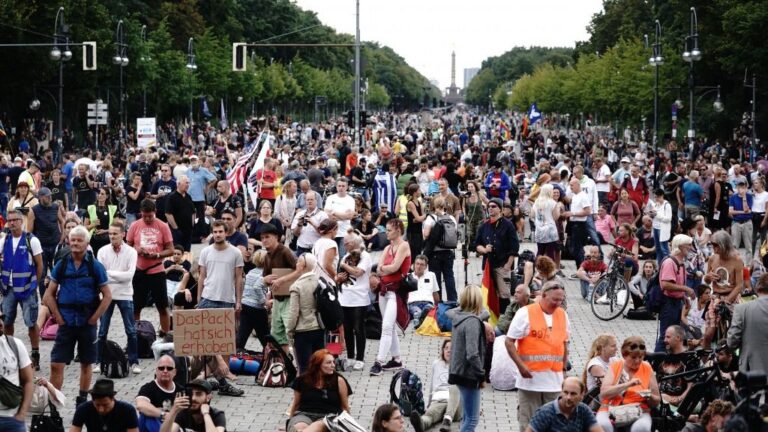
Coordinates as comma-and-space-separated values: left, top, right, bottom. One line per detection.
89, 379, 117, 398
186, 378, 213, 394
258, 223, 281, 237
737, 180, 747, 186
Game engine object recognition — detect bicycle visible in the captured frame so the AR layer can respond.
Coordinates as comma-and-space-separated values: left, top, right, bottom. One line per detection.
590, 243, 632, 321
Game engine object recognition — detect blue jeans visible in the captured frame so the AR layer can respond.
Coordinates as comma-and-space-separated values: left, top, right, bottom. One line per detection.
458, 385, 481, 432
408, 301, 433, 323
0, 416, 25, 432
585, 215, 602, 250
580, 280, 594, 300
335, 237, 346, 260
198, 298, 235, 309
653, 228, 669, 266
97, 300, 138, 365
0, 192, 8, 218
655, 296, 684, 352
430, 251, 457, 302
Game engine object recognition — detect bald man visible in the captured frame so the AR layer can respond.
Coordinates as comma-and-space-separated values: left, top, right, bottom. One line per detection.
525, 377, 601, 432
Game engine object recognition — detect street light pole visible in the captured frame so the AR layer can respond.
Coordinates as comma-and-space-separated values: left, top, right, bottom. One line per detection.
141, 25, 147, 117
645, 20, 664, 158
354, 0, 361, 147
682, 7, 702, 139
113, 20, 129, 137
745, 72, 759, 157
51, 7, 71, 160
186, 38, 198, 122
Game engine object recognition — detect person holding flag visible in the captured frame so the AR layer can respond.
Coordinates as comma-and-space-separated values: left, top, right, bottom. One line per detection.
473, 197, 519, 317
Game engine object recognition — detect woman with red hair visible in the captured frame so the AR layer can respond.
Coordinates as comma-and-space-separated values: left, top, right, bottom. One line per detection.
286, 349, 352, 432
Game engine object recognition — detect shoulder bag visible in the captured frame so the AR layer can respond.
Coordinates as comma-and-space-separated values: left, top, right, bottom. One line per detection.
30, 401, 65, 432
0, 335, 23, 409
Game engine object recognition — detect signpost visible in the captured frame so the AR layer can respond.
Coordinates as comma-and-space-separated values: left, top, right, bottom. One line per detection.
174, 309, 236, 356
87, 100, 107, 149
136, 117, 157, 148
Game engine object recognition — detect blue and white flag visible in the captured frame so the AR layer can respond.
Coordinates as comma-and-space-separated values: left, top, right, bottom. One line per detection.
201, 98, 212, 118
220, 99, 228, 130
528, 103, 542, 125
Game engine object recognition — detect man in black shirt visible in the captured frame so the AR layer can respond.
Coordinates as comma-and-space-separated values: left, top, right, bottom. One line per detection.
161, 379, 226, 432
45, 168, 68, 210
73, 163, 97, 213
71, 379, 139, 432
306, 159, 325, 193
166, 175, 195, 252
136, 355, 179, 427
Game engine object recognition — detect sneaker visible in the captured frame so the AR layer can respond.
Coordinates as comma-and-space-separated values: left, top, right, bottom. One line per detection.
382, 359, 403, 371
353, 361, 365, 371
31, 351, 40, 371
207, 379, 221, 391
92, 364, 101, 374
218, 383, 245, 397
131, 364, 142, 374
439, 418, 452, 432
370, 361, 383, 376
569, 273, 580, 279
596, 295, 610, 305
556, 270, 566, 278
410, 412, 424, 432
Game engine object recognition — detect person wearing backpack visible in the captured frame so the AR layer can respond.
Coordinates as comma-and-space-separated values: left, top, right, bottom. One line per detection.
0, 309, 35, 432
654, 234, 695, 352
43, 225, 112, 406
94, 220, 140, 375
286, 253, 324, 374
1, 209, 45, 371
422, 196, 458, 302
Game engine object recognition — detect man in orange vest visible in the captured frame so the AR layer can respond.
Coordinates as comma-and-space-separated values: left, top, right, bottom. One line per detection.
505, 281, 570, 432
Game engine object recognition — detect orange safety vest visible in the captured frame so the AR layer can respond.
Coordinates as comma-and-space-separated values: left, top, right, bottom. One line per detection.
516, 303, 567, 372
599, 359, 652, 412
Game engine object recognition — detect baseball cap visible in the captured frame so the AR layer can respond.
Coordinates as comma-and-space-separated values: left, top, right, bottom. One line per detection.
621, 157, 631, 163
186, 378, 213, 394
37, 187, 52, 197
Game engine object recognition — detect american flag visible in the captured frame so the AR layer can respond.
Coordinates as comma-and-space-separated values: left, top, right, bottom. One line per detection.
226, 131, 264, 194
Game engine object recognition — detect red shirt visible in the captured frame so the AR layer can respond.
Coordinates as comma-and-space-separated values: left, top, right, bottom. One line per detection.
126, 218, 173, 274
257, 169, 277, 199
579, 260, 608, 280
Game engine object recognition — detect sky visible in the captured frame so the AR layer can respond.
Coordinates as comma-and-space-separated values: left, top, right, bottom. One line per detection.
294, 0, 606, 91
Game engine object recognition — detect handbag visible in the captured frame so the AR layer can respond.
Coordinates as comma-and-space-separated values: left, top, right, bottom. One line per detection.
0, 335, 23, 408
607, 402, 643, 427
400, 272, 418, 292
31, 401, 65, 432
323, 411, 367, 432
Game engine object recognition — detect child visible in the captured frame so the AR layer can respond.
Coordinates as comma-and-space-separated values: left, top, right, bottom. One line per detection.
237, 250, 269, 351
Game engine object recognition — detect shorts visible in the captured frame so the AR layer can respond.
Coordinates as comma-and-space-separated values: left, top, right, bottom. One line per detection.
2, 290, 39, 328
287, 412, 325, 432
50, 324, 97, 364
133, 271, 169, 309
271, 298, 291, 345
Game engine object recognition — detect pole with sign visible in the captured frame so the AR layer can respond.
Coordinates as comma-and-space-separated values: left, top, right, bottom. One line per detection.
87, 100, 107, 149
136, 117, 157, 148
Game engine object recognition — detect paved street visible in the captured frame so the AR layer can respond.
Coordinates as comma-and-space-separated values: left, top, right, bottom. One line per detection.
13, 242, 658, 431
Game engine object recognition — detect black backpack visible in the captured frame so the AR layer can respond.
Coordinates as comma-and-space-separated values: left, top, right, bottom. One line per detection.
315, 278, 343, 330
389, 369, 425, 416
646, 257, 682, 314
101, 340, 129, 378
135, 320, 157, 359
54, 250, 99, 288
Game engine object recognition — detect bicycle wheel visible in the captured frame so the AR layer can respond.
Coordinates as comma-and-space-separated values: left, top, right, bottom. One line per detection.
591, 274, 630, 321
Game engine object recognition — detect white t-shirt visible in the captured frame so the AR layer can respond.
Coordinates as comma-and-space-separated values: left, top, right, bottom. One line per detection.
580, 177, 599, 214
408, 270, 439, 304
312, 238, 339, 285
753, 191, 768, 214
0, 335, 32, 416
292, 209, 328, 249
198, 244, 244, 303
506, 306, 571, 392
595, 165, 612, 193
490, 335, 519, 391
586, 356, 612, 392
569, 192, 591, 222
423, 213, 457, 234
325, 194, 356, 238
338, 251, 372, 307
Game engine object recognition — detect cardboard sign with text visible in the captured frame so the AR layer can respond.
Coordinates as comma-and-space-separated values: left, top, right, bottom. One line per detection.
174, 309, 236, 356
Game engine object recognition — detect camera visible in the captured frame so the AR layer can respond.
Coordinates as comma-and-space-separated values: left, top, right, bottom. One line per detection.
17, 207, 29, 215
715, 301, 732, 321
302, 217, 308, 227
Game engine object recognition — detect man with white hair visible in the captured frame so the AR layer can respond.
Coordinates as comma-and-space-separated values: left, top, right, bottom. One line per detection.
655, 234, 695, 352
43, 225, 112, 405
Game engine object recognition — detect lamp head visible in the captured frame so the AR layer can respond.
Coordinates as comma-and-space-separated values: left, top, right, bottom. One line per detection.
50, 47, 61, 61
113, 55, 123, 65
682, 50, 691, 62
713, 100, 724, 113
654, 55, 664, 66
62, 48, 72, 61
690, 49, 701, 61
29, 99, 40, 111
121, 56, 129, 66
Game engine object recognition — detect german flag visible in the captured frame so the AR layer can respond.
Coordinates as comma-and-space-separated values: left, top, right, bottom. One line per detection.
482, 260, 500, 327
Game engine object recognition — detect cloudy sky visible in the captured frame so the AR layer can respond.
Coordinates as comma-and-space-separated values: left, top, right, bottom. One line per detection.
294, 0, 605, 90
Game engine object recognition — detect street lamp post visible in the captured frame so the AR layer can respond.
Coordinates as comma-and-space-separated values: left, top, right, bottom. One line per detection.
682, 6, 702, 139
186, 37, 198, 122
645, 20, 664, 155
51, 7, 72, 161
113, 20, 129, 136
745, 72, 759, 157
140, 25, 148, 117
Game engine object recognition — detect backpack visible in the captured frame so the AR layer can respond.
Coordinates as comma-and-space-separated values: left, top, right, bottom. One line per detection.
53, 250, 99, 289
257, 335, 296, 388
389, 369, 425, 416
40, 316, 59, 340
645, 257, 682, 314
315, 278, 343, 330
436, 302, 458, 332
101, 340, 129, 378
427, 214, 458, 252
136, 320, 157, 359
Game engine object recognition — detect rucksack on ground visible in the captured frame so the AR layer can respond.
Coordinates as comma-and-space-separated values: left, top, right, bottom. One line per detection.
136, 320, 157, 358
101, 340, 129, 378
257, 335, 296, 387
315, 278, 343, 331
389, 369, 425, 416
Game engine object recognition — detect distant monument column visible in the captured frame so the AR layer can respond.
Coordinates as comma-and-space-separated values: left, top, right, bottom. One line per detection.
445, 50, 463, 104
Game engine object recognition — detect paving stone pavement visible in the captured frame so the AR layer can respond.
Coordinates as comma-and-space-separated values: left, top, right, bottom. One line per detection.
10, 242, 659, 431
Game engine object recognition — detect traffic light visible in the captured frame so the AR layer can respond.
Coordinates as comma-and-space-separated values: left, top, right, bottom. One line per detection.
82, 41, 97, 71
346, 110, 355, 128
360, 111, 370, 125
232, 43, 247, 71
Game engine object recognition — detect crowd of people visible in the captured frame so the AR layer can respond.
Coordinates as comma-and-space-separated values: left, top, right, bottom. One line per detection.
0, 109, 766, 432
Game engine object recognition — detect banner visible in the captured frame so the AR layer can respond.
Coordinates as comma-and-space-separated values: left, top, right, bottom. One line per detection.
174, 309, 236, 356
247, 133, 272, 209
136, 118, 157, 148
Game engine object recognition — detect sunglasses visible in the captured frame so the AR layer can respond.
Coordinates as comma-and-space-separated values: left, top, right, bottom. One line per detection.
628, 343, 646, 351
157, 366, 175, 371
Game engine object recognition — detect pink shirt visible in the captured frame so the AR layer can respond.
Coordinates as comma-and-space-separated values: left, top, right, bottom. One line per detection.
659, 257, 685, 299
126, 218, 173, 274
595, 215, 616, 243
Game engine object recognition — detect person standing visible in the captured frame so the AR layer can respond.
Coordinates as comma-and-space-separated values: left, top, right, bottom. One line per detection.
728, 180, 754, 263
0, 300, 35, 432
336, 233, 372, 371
286, 253, 324, 374
95, 221, 140, 374
373, 162, 398, 213
73, 164, 97, 215
291, 192, 328, 256
648, 189, 672, 266
324, 177, 356, 257
150, 164, 177, 223
728, 273, 768, 373
654, 234, 695, 352
261, 223, 300, 354
406, 184, 427, 262
564, 178, 592, 270
423, 196, 458, 302
43, 225, 111, 405
28, 187, 65, 283
127, 199, 174, 335
505, 281, 570, 432
1, 209, 44, 371
474, 197, 519, 314
208, 180, 243, 228
197, 220, 244, 311
532, 185, 561, 261
186, 155, 217, 225
165, 175, 195, 252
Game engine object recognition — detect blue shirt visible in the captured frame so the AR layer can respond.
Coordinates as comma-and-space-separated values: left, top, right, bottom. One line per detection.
682, 180, 703, 207
0, 166, 8, 193
61, 161, 74, 191
729, 192, 754, 222
528, 398, 597, 432
186, 166, 216, 202
51, 255, 109, 327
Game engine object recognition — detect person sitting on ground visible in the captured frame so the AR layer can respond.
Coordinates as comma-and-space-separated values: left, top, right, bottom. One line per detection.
286, 349, 352, 432
525, 377, 602, 432
164, 245, 192, 304
576, 246, 608, 301
528, 255, 561, 300
582, 334, 619, 405
656, 325, 700, 412
680, 284, 710, 348
25, 376, 65, 427
495, 284, 535, 336
628, 261, 657, 311
172, 260, 198, 311
410, 339, 461, 432
161, 378, 226, 432
372, 404, 406, 432
71, 379, 139, 432
680, 399, 734, 432
407, 255, 440, 328
136, 355, 179, 432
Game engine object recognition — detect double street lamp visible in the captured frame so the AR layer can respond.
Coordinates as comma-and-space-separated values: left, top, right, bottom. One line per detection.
683, 7, 702, 138
51, 6, 71, 151
645, 19, 664, 155
186, 37, 198, 121
113, 20, 129, 133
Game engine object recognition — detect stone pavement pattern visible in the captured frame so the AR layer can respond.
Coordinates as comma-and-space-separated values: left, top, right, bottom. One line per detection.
11, 243, 658, 431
